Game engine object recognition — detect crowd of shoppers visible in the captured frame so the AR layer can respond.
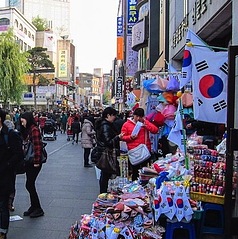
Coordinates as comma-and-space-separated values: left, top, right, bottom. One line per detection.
0, 104, 226, 238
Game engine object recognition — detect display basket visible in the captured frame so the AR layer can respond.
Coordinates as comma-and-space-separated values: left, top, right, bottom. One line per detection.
190, 192, 225, 205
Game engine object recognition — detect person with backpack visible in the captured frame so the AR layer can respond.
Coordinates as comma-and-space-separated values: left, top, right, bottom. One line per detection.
20, 111, 45, 218
0, 109, 24, 239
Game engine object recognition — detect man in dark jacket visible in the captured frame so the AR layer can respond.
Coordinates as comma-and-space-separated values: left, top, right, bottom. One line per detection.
0, 109, 24, 239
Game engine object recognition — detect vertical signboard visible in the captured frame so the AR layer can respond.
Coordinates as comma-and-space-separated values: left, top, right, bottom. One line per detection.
127, 0, 138, 35
126, 0, 138, 77
115, 77, 123, 99
58, 50, 67, 78
117, 16, 124, 61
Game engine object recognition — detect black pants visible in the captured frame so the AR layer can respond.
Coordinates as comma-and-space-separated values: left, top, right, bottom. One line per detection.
84, 148, 91, 166
99, 171, 112, 193
0, 195, 9, 234
130, 158, 150, 181
73, 133, 79, 143
25, 164, 42, 210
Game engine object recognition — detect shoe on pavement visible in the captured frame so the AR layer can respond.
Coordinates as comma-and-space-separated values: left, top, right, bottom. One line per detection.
30, 208, 44, 218
84, 164, 93, 168
23, 207, 35, 216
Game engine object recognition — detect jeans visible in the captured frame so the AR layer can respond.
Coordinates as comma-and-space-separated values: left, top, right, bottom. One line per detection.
25, 164, 42, 210
0, 195, 9, 234
84, 148, 91, 165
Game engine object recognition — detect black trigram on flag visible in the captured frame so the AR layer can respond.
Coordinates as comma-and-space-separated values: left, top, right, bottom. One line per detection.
198, 98, 203, 106
179, 108, 184, 116
180, 130, 186, 145
220, 62, 228, 75
182, 71, 187, 78
213, 100, 227, 112
195, 60, 209, 72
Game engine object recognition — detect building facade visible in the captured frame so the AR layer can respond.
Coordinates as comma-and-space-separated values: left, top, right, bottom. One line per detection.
6, 0, 71, 38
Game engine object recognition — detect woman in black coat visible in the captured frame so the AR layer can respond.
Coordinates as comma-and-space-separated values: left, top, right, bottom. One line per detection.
0, 109, 24, 239
95, 107, 123, 193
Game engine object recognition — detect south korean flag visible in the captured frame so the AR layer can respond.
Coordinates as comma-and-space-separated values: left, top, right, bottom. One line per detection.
192, 47, 228, 123
180, 28, 212, 89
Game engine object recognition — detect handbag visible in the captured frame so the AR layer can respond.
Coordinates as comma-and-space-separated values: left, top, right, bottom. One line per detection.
128, 144, 151, 165
96, 141, 119, 174
24, 141, 47, 164
91, 146, 99, 163
128, 131, 151, 165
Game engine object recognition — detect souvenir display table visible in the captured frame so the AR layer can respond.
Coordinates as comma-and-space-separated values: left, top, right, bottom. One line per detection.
68, 134, 231, 239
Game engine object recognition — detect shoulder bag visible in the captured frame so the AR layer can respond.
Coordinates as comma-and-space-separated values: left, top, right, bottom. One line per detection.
128, 131, 151, 165
24, 140, 47, 164
96, 140, 119, 174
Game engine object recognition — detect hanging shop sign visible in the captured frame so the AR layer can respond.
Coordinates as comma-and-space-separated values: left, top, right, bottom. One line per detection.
126, 36, 138, 77
127, 0, 138, 35
132, 17, 148, 51
115, 77, 123, 99
58, 50, 67, 77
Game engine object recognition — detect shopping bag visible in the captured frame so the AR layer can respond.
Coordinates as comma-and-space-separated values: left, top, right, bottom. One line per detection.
128, 144, 151, 165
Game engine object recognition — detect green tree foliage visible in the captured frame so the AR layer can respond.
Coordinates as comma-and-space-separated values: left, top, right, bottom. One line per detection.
27, 47, 55, 109
0, 29, 30, 107
32, 15, 49, 31
103, 91, 111, 104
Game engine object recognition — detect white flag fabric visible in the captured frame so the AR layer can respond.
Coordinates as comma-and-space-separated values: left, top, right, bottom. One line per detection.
167, 101, 186, 152
192, 47, 228, 123
180, 29, 212, 89
126, 91, 136, 107
43, 32, 56, 52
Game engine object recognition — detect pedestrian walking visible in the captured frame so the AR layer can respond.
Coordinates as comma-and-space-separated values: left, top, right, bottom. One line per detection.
81, 117, 95, 167
20, 111, 44, 218
71, 116, 81, 144
60, 112, 68, 134
0, 109, 24, 239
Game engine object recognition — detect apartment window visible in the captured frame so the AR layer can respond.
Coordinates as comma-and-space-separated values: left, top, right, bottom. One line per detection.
0, 18, 10, 25
28, 31, 31, 38
24, 42, 27, 52
24, 27, 27, 35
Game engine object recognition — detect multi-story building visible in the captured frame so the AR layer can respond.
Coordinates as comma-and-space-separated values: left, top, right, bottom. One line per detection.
6, 0, 70, 38
78, 72, 102, 110
1, 1, 78, 110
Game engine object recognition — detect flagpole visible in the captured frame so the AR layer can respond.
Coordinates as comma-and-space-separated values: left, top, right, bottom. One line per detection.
186, 42, 228, 51
178, 96, 189, 170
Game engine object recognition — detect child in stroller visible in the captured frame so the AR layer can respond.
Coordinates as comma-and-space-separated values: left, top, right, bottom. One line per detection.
43, 118, 57, 140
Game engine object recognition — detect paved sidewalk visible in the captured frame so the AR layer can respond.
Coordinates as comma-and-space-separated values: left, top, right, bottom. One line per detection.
8, 133, 99, 239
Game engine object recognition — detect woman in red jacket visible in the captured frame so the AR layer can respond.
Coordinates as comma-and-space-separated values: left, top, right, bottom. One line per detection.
121, 108, 159, 181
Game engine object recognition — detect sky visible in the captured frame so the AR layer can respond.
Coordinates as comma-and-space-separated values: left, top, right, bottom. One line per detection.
70, 0, 119, 73
0, 0, 119, 74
